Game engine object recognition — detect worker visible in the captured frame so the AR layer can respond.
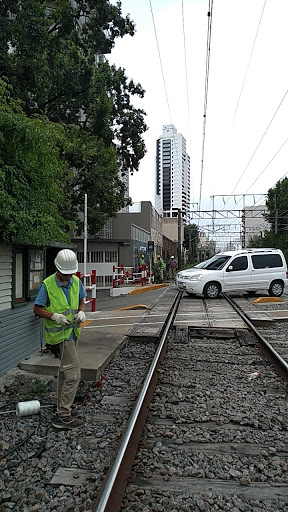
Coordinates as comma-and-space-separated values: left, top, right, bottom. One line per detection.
33, 249, 86, 429
139, 254, 147, 286
157, 255, 166, 281
168, 255, 177, 279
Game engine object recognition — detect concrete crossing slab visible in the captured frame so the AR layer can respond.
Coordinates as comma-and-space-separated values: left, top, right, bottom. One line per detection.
175, 295, 248, 329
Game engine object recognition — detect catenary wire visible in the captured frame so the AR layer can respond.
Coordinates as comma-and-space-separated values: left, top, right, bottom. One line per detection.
198, 0, 214, 211
231, 134, 288, 208
232, 0, 266, 124
252, 169, 288, 208
148, 0, 172, 121
149, 0, 187, 219
245, 136, 288, 192
181, 0, 193, 201
229, 87, 288, 196
215, 0, 267, 231
216, 83, 288, 240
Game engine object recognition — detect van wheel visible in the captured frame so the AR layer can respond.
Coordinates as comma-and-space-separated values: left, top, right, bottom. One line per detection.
203, 282, 220, 299
268, 280, 284, 297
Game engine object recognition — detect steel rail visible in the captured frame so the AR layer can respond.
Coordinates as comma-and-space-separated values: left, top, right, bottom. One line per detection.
202, 297, 212, 327
93, 291, 183, 512
222, 292, 288, 377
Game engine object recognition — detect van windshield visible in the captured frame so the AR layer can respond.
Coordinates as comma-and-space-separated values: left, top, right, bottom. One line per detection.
201, 255, 231, 270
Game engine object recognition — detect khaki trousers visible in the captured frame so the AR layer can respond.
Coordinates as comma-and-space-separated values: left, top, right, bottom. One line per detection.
169, 267, 176, 279
57, 339, 80, 417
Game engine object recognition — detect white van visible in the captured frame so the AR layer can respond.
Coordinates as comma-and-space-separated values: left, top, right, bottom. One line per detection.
176, 248, 288, 298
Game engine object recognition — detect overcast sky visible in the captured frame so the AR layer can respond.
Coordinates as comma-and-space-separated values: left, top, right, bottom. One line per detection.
108, 0, 288, 233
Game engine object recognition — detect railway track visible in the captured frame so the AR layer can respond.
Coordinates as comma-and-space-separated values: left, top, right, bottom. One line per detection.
95, 290, 288, 512
1, 288, 288, 511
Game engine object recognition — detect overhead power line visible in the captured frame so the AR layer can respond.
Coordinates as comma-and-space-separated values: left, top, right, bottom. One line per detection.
246, 135, 288, 192
198, 0, 214, 211
181, 0, 193, 197
149, 0, 185, 206
149, 0, 172, 121
181, 1, 191, 131
251, 170, 288, 208
232, 0, 266, 123
230, 87, 288, 196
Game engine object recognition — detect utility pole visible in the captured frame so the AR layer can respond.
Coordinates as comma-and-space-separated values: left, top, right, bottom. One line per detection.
241, 210, 246, 248
212, 195, 215, 235
178, 208, 182, 269
275, 209, 278, 233
242, 195, 246, 248
84, 193, 87, 288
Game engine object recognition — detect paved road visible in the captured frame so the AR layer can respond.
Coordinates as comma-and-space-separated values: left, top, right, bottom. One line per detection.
94, 285, 174, 312
95, 284, 288, 313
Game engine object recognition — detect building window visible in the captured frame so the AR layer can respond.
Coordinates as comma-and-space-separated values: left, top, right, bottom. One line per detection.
105, 251, 118, 263
131, 225, 149, 244
90, 251, 104, 263
77, 252, 84, 263
29, 250, 45, 296
105, 275, 112, 286
14, 251, 24, 304
96, 275, 104, 287
13, 247, 45, 306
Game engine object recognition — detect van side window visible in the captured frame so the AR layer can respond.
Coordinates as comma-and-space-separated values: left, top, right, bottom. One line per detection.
226, 256, 248, 272
251, 254, 283, 269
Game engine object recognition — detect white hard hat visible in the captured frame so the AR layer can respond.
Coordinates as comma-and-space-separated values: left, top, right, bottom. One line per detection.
54, 249, 78, 274
171, 255, 175, 258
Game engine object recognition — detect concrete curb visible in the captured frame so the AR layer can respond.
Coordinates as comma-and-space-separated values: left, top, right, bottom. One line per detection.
113, 304, 149, 311
252, 297, 284, 303
128, 283, 168, 295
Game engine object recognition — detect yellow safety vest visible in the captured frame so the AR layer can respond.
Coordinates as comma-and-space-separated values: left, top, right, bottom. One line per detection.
43, 274, 81, 345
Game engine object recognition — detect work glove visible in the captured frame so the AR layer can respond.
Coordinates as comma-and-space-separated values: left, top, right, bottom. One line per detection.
74, 311, 86, 324
51, 313, 70, 326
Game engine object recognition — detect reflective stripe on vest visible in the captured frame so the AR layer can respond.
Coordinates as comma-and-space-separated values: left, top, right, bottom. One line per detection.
43, 274, 81, 345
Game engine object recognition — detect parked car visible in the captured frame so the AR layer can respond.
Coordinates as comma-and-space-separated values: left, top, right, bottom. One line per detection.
175, 248, 288, 298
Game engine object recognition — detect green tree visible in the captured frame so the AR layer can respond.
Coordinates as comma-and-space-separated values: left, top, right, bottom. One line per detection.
0, 79, 73, 245
63, 125, 128, 236
247, 177, 288, 261
184, 223, 199, 264
0, 1, 147, 238
265, 177, 288, 233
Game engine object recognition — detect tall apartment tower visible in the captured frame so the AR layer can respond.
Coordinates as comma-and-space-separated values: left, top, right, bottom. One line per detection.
155, 124, 190, 218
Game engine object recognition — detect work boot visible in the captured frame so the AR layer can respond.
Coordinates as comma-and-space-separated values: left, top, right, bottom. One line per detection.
52, 414, 84, 429
53, 404, 80, 417
71, 405, 79, 417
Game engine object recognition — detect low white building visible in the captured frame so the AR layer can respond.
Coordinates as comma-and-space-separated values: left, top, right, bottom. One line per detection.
243, 205, 270, 246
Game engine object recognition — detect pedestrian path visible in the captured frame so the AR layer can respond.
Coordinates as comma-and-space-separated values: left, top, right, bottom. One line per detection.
18, 284, 170, 381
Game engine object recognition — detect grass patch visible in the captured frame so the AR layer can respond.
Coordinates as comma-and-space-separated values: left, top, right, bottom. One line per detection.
24, 378, 47, 400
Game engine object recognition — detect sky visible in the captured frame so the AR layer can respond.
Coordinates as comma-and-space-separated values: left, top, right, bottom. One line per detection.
108, 0, 288, 240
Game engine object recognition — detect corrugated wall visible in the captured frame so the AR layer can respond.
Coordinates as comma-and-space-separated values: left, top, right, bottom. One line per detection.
0, 243, 41, 376
0, 304, 41, 376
